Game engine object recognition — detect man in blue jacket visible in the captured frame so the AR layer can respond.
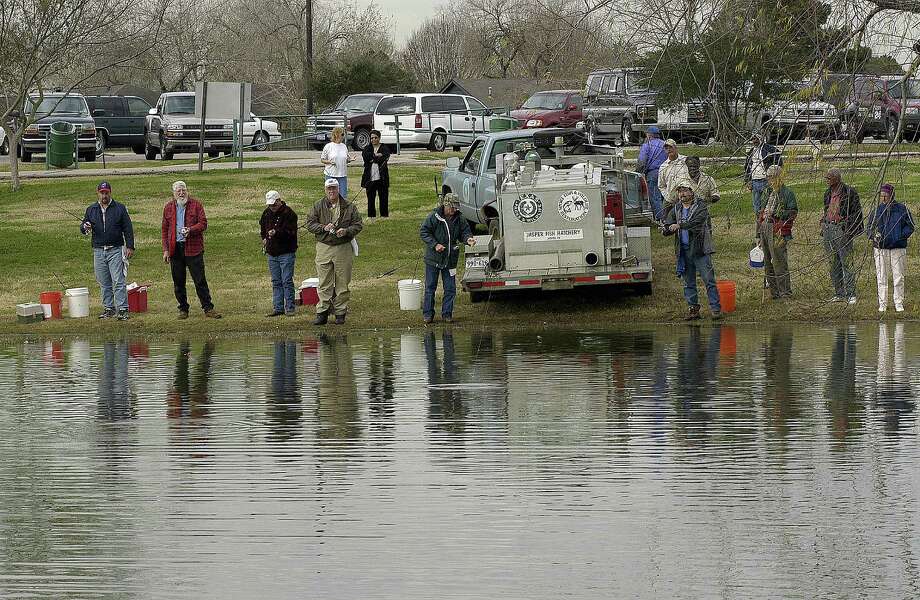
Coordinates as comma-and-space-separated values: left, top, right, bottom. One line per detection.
80, 181, 135, 320
419, 193, 475, 324
867, 183, 914, 312
637, 126, 667, 219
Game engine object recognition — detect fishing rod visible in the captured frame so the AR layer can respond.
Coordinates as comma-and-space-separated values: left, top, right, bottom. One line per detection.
62, 208, 85, 222
51, 271, 68, 290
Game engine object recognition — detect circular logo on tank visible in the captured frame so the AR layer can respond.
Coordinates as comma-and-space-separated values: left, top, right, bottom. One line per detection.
558, 190, 589, 222
513, 193, 543, 223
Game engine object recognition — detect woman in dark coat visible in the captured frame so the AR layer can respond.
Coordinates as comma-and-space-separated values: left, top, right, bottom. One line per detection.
361, 129, 390, 218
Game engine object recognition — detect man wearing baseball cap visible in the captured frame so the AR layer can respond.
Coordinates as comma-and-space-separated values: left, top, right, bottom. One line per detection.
637, 126, 667, 219
658, 138, 689, 217
80, 181, 135, 320
419, 193, 475, 324
260, 190, 299, 317
161, 181, 221, 320
306, 178, 363, 325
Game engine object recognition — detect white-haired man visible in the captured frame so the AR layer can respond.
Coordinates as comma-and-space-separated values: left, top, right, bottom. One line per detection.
161, 180, 221, 319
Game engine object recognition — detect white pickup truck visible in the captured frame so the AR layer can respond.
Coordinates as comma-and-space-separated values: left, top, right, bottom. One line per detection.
144, 92, 235, 160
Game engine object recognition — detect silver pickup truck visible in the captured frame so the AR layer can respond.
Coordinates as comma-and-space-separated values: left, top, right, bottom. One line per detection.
441, 128, 652, 228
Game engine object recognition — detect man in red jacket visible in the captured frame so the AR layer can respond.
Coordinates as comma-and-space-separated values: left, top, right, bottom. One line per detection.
161, 181, 221, 319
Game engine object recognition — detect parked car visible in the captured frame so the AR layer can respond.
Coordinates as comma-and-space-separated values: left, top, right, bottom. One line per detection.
582, 67, 710, 145
144, 92, 234, 160
510, 90, 583, 128
19, 92, 97, 162
840, 76, 920, 143
0, 125, 7, 155
242, 113, 282, 151
373, 93, 495, 151
728, 80, 839, 143
84, 95, 152, 154
305, 93, 386, 150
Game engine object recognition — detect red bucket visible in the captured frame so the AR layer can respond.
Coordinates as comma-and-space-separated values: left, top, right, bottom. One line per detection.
39, 291, 62, 319
300, 286, 319, 306
128, 287, 148, 313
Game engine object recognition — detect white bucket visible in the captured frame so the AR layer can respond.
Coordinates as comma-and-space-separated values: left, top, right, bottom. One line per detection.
300, 277, 320, 289
397, 279, 422, 311
65, 287, 90, 318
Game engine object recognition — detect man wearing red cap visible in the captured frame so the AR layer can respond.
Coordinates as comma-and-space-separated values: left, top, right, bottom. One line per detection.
80, 181, 134, 320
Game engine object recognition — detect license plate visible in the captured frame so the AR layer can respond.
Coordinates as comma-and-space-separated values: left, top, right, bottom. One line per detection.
204, 141, 212, 148
542, 278, 573, 290
465, 256, 488, 270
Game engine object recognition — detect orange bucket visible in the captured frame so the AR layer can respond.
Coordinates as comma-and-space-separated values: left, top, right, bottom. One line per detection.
716, 280, 736, 313
39, 291, 63, 319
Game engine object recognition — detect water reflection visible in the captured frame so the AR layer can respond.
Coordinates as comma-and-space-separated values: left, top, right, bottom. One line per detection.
2, 325, 920, 599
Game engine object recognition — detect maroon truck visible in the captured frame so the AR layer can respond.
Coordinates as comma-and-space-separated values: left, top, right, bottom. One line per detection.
510, 90, 584, 129
305, 93, 386, 150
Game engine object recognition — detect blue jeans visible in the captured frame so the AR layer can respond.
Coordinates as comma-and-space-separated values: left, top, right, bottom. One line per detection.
268, 252, 296, 312
93, 247, 127, 311
680, 248, 721, 312
423, 263, 457, 319
334, 176, 348, 199
647, 169, 663, 220
751, 179, 767, 214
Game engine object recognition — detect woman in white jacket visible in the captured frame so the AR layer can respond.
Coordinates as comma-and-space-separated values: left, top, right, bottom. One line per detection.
320, 127, 354, 197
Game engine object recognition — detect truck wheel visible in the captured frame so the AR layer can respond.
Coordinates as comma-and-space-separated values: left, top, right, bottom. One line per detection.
208, 149, 220, 158
633, 282, 653, 296
132, 144, 145, 155
887, 118, 901, 143
351, 128, 371, 150
470, 291, 488, 303
428, 132, 447, 152
252, 131, 269, 151
621, 117, 639, 145
160, 134, 173, 160
144, 138, 157, 160
846, 120, 864, 144
95, 133, 107, 155
81, 152, 96, 162
20, 147, 32, 162
0, 138, 8, 155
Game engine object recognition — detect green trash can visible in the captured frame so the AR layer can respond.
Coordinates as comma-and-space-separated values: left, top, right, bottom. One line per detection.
489, 116, 518, 132
47, 122, 76, 168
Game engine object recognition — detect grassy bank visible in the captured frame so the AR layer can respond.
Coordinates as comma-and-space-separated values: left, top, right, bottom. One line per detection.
1, 155, 919, 337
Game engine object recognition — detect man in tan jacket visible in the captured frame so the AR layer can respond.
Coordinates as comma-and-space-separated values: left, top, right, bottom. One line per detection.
306, 179, 364, 325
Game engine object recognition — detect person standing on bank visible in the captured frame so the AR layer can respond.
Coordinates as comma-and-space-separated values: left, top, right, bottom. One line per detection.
821, 168, 864, 304
867, 183, 914, 313
661, 181, 722, 321
261, 190, 299, 317
744, 131, 783, 215
161, 181, 221, 320
658, 139, 689, 216
320, 126, 354, 198
81, 181, 134, 321
419, 193, 475, 324
636, 126, 667, 219
685, 156, 720, 206
757, 165, 798, 300
361, 129, 390, 219
306, 178, 364, 325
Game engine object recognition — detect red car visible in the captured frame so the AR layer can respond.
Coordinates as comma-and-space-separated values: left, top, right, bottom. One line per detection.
511, 90, 583, 129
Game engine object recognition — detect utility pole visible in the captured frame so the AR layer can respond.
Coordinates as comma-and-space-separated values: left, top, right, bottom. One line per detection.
304, 0, 314, 114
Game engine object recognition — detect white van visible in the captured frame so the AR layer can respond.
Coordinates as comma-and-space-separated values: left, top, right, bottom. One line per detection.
373, 93, 494, 151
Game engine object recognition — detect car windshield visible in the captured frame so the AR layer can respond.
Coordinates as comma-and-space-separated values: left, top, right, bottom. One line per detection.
26, 96, 89, 116
521, 93, 568, 110
889, 80, 920, 99
626, 72, 652, 94
164, 96, 195, 114
337, 95, 382, 112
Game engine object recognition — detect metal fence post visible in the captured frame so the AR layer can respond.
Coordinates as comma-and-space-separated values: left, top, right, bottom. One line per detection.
197, 82, 208, 172
238, 81, 245, 170
394, 114, 400, 155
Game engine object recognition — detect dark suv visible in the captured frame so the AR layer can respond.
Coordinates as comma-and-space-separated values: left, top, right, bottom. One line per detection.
305, 93, 386, 150
84, 95, 152, 154
19, 93, 97, 162
582, 67, 709, 144
841, 76, 920, 142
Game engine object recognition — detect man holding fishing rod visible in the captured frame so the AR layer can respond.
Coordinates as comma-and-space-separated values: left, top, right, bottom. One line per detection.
261, 190, 299, 317
80, 181, 134, 320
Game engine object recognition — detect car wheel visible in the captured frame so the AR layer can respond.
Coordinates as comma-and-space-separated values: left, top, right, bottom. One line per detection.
20, 147, 32, 162
428, 132, 447, 152
95, 133, 107, 155
207, 149, 220, 158
251, 131, 269, 151
81, 152, 96, 162
351, 128, 371, 151
887, 118, 901, 143
144, 137, 158, 160
621, 117, 638, 145
160, 134, 173, 160
0, 137, 8, 156
132, 144, 145, 155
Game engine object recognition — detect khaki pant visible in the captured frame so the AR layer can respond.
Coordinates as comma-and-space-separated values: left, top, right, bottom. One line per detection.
315, 241, 354, 315
759, 220, 791, 298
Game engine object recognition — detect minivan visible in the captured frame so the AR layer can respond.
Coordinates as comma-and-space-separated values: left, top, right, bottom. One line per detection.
373, 93, 494, 151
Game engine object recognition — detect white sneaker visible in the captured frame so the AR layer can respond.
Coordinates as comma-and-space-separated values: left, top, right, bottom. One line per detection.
847, 296, 857, 305
830, 296, 845, 302
895, 305, 905, 312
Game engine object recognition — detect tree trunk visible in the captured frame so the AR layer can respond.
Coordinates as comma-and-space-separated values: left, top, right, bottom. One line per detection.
303, 0, 314, 114
8, 129, 21, 191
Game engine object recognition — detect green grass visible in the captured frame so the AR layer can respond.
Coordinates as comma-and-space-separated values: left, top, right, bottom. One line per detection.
2, 157, 920, 338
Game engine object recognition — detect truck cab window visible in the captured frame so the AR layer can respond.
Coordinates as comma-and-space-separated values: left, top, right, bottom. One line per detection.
462, 141, 484, 174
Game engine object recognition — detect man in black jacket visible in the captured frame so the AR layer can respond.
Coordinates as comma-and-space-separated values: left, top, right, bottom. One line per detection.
744, 132, 783, 214
80, 181, 135, 320
361, 130, 390, 218
419, 193, 475, 324
821, 168, 864, 304
260, 190, 299, 317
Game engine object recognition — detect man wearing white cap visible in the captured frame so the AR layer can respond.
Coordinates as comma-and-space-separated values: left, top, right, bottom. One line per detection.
306, 178, 364, 324
260, 190, 299, 316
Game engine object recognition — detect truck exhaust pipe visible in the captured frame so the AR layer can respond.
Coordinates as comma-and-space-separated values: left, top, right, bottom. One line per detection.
489, 239, 505, 271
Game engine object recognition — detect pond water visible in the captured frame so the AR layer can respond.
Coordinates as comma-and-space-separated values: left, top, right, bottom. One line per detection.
0, 324, 918, 599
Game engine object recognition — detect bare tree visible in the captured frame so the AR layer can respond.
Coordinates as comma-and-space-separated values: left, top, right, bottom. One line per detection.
401, 11, 480, 89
